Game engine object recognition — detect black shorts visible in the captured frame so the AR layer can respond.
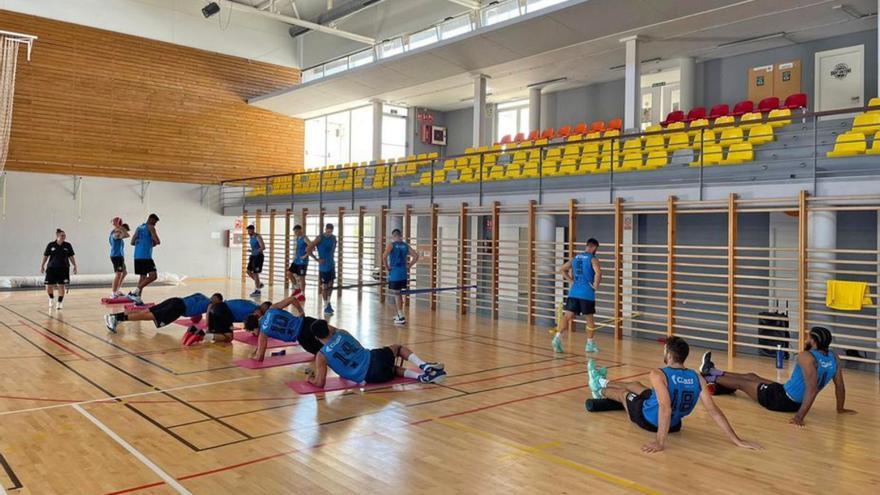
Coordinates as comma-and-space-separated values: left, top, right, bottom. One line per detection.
44, 267, 70, 285
247, 254, 264, 274
134, 259, 157, 275
388, 279, 408, 291
296, 316, 322, 355
757, 382, 801, 412
319, 271, 335, 284
364, 346, 397, 384
111, 257, 126, 273
564, 297, 596, 316
625, 390, 682, 433
288, 263, 307, 276
148, 297, 186, 328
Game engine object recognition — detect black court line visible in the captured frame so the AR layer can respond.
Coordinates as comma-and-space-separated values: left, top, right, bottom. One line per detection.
0, 452, 23, 491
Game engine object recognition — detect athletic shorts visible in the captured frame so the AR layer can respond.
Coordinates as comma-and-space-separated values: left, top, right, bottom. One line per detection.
625, 390, 682, 433
564, 297, 596, 316
247, 254, 264, 274
111, 256, 126, 273
757, 382, 801, 412
388, 279, 408, 291
288, 263, 307, 277
44, 267, 70, 286
319, 271, 335, 284
364, 346, 397, 384
134, 259, 157, 275
148, 297, 186, 328
296, 316, 322, 355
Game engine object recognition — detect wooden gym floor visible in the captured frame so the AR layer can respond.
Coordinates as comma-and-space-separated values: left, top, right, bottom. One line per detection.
0, 280, 877, 495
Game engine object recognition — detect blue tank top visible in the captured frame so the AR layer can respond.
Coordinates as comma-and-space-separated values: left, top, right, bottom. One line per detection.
783, 350, 837, 403
109, 231, 124, 258
133, 224, 153, 260
225, 299, 259, 321
388, 241, 409, 282
321, 330, 371, 383
569, 253, 596, 300
642, 368, 701, 428
182, 293, 210, 317
317, 235, 336, 273
249, 234, 262, 255
260, 308, 303, 341
293, 236, 309, 265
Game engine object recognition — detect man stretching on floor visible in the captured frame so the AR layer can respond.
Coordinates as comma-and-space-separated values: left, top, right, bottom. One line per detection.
553, 238, 601, 354
308, 223, 337, 315
309, 319, 446, 387
109, 218, 130, 298
105, 292, 209, 334
588, 336, 759, 453
700, 326, 855, 427
127, 213, 160, 305
242, 288, 322, 362
246, 225, 266, 297
384, 228, 419, 325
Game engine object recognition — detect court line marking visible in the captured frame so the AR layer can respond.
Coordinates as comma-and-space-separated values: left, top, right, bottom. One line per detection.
0, 376, 258, 417
73, 404, 193, 495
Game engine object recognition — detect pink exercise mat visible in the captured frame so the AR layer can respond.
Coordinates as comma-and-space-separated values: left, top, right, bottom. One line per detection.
233, 352, 313, 369
232, 330, 295, 349
286, 376, 415, 394
101, 296, 132, 304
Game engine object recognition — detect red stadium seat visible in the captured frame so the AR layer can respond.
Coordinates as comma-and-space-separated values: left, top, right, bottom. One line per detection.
758, 96, 780, 113
528, 129, 540, 141
541, 128, 556, 139
590, 121, 606, 132
708, 104, 729, 120
684, 107, 706, 122
556, 125, 572, 138
513, 132, 525, 143
606, 118, 622, 130
731, 100, 754, 117
661, 110, 685, 127
500, 134, 512, 144
572, 122, 588, 136
783, 93, 807, 110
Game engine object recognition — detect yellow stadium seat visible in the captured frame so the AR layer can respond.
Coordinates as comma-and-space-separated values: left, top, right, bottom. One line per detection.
621, 139, 642, 156
645, 150, 668, 169
644, 135, 665, 154
451, 167, 476, 184
585, 131, 602, 141
665, 121, 686, 132
692, 129, 716, 149
718, 127, 744, 148
443, 159, 456, 170
505, 163, 523, 180
561, 142, 581, 161
557, 161, 578, 175
619, 152, 642, 171
412, 170, 445, 186
487, 165, 506, 181
542, 161, 561, 177
748, 124, 775, 146
721, 142, 754, 165
520, 162, 539, 179
767, 108, 792, 128
867, 131, 880, 155
826, 132, 866, 157
667, 132, 690, 151
867, 97, 880, 113
544, 147, 563, 167
714, 115, 735, 128
691, 145, 723, 166
578, 154, 598, 174
688, 118, 709, 137
851, 112, 880, 136
739, 112, 763, 129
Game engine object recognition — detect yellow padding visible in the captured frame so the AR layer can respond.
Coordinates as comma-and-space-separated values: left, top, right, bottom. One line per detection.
826, 280, 872, 311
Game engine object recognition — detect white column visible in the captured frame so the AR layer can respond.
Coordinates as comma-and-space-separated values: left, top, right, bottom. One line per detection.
473, 74, 488, 148
536, 214, 556, 314
808, 210, 837, 328
540, 92, 556, 131
529, 86, 542, 133
372, 100, 383, 162
387, 215, 403, 237
621, 36, 641, 132
678, 57, 696, 113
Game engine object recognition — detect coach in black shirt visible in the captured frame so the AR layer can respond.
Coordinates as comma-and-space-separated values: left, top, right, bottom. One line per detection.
40, 228, 78, 310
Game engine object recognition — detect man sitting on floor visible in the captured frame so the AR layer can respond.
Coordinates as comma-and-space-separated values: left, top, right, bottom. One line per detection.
587, 336, 759, 453
104, 292, 210, 334
308, 319, 447, 387
699, 326, 855, 427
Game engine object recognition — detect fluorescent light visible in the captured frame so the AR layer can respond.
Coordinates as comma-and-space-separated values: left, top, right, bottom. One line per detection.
718, 32, 786, 48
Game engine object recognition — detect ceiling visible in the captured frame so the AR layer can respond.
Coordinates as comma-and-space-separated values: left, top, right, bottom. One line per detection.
249, 0, 878, 118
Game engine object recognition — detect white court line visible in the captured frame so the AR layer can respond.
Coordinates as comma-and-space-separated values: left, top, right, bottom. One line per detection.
0, 376, 258, 417
73, 404, 192, 495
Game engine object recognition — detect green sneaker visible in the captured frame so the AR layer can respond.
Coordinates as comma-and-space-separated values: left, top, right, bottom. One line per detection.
585, 341, 599, 353
552, 334, 564, 353
587, 359, 607, 399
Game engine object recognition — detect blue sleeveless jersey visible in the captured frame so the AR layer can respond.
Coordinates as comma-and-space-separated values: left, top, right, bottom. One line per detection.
642, 368, 701, 428
293, 237, 309, 266
259, 308, 303, 342
321, 330, 370, 383
225, 299, 259, 321
388, 241, 409, 282
569, 253, 596, 301
783, 350, 837, 403
133, 224, 153, 260
249, 234, 262, 255
109, 231, 124, 258
317, 235, 336, 273
182, 293, 210, 317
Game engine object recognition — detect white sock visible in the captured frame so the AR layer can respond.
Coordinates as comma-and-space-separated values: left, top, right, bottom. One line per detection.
206, 333, 216, 342
598, 378, 609, 389
407, 353, 426, 367
403, 369, 421, 379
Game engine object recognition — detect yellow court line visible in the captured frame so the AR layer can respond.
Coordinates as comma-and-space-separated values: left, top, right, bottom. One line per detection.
498, 440, 561, 462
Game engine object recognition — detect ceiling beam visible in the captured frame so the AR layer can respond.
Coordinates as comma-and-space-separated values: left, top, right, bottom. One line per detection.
445, 0, 481, 9
226, 1, 375, 45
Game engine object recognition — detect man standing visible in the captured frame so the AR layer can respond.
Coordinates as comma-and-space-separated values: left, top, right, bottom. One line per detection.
286, 224, 310, 293
127, 213, 160, 305
308, 223, 337, 315
384, 228, 419, 325
246, 224, 266, 297
552, 238, 601, 354
40, 229, 78, 310
109, 218, 130, 298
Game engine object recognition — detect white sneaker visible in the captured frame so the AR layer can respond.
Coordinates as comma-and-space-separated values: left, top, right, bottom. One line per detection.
56, 301, 63, 310
104, 314, 118, 333
48, 299, 55, 310
393, 315, 406, 325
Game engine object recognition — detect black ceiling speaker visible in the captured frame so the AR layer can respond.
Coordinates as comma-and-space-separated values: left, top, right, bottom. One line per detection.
202, 2, 221, 18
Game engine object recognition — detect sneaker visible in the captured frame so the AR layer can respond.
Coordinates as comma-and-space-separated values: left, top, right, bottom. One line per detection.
419, 362, 444, 374
324, 303, 334, 315
393, 315, 406, 325
56, 301, 63, 310
181, 326, 198, 345
551, 333, 564, 353
114, 291, 125, 298
699, 351, 714, 377
126, 292, 143, 305
184, 330, 205, 346
418, 369, 447, 384
104, 314, 118, 333
585, 341, 599, 353
49, 299, 55, 310
587, 359, 607, 399
249, 289, 261, 297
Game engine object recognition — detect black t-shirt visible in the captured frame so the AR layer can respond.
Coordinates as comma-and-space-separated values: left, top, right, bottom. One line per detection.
44, 241, 75, 269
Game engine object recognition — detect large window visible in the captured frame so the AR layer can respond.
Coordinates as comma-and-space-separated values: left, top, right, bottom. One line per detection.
440, 14, 473, 40
382, 105, 408, 160
525, 0, 568, 13
408, 27, 439, 50
496, 100, 530, 142
482, 0, 521, 26
304, 104, 407, 168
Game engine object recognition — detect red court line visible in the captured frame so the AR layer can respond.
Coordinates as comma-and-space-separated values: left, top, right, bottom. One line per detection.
17, 320, 89, 360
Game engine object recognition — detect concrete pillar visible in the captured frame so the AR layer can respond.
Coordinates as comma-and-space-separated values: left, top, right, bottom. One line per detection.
529, 86, 542, 133
473, 74, 488, 148
621, 36, 641, 132
535, 214, 557, 320
387, 214, 403, 237
808, 210, 837, 328
372, 100, 383, 162
540, 92, 557, 132
678, 57, 696, 113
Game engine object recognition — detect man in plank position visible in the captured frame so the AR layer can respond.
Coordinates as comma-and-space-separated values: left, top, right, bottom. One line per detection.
587, 336, 759, 453
242, 288, 323, 361
699, 326, 855, 427
104, 292, 209, 334
308, 319, 446, 388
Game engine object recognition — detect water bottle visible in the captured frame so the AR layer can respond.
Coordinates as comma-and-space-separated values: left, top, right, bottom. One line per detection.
775, 344, 784, 369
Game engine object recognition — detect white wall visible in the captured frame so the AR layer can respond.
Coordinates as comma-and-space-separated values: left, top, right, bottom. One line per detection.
1, 0, 300, 68
0, 171, 236, 278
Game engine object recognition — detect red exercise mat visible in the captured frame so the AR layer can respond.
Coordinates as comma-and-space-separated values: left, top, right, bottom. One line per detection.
101, 296, 133, 304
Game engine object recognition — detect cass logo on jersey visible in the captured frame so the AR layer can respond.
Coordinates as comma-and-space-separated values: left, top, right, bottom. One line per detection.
672, 375, 695, 385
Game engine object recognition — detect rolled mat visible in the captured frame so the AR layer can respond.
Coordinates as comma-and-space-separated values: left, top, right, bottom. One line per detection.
286, 376, 415, 394
124, 303, 155, 311
232, 330, 296, 349
585, 398, 625, 412
233, 352, 313, 369
101, 296, 133, 304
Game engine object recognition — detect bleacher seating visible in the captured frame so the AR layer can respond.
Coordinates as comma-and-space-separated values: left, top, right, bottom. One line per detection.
758, 96, 780, 113
731, 100, 753, 117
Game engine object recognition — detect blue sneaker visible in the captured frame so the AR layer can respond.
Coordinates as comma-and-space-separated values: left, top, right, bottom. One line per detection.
420, 362, 444, 374
418, 368, 447, 384
324, 303, 334, 315
587, 359, 607, 399
551, 334, 564, 353
585, 341, 599, 353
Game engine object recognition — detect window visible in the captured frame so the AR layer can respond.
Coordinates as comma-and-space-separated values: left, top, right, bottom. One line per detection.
304, 105, 375, 169
482, 0, 521, 26
440, 14, 473, 40
408, 27, 439, 50
378, 37, 405, 58
301, 65, 323, 83
350, 106, 373, 163
349, 49, 375, 68
382, 106, 407, 160
525, 0, 568, 13
326, 111, 350, 166
496, 100, 530, 142
323, 57, 348, 76
305, 116, 327, 169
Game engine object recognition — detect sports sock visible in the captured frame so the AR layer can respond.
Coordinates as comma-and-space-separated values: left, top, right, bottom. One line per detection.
407, 353, 426, 367
48, 294, 54, 300
114, 312, 128, 322
58, 296, 64, 303
403, 369, 420, 380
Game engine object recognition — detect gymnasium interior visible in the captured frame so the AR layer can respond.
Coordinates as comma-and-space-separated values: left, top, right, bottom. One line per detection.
0, 1, 879, 493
